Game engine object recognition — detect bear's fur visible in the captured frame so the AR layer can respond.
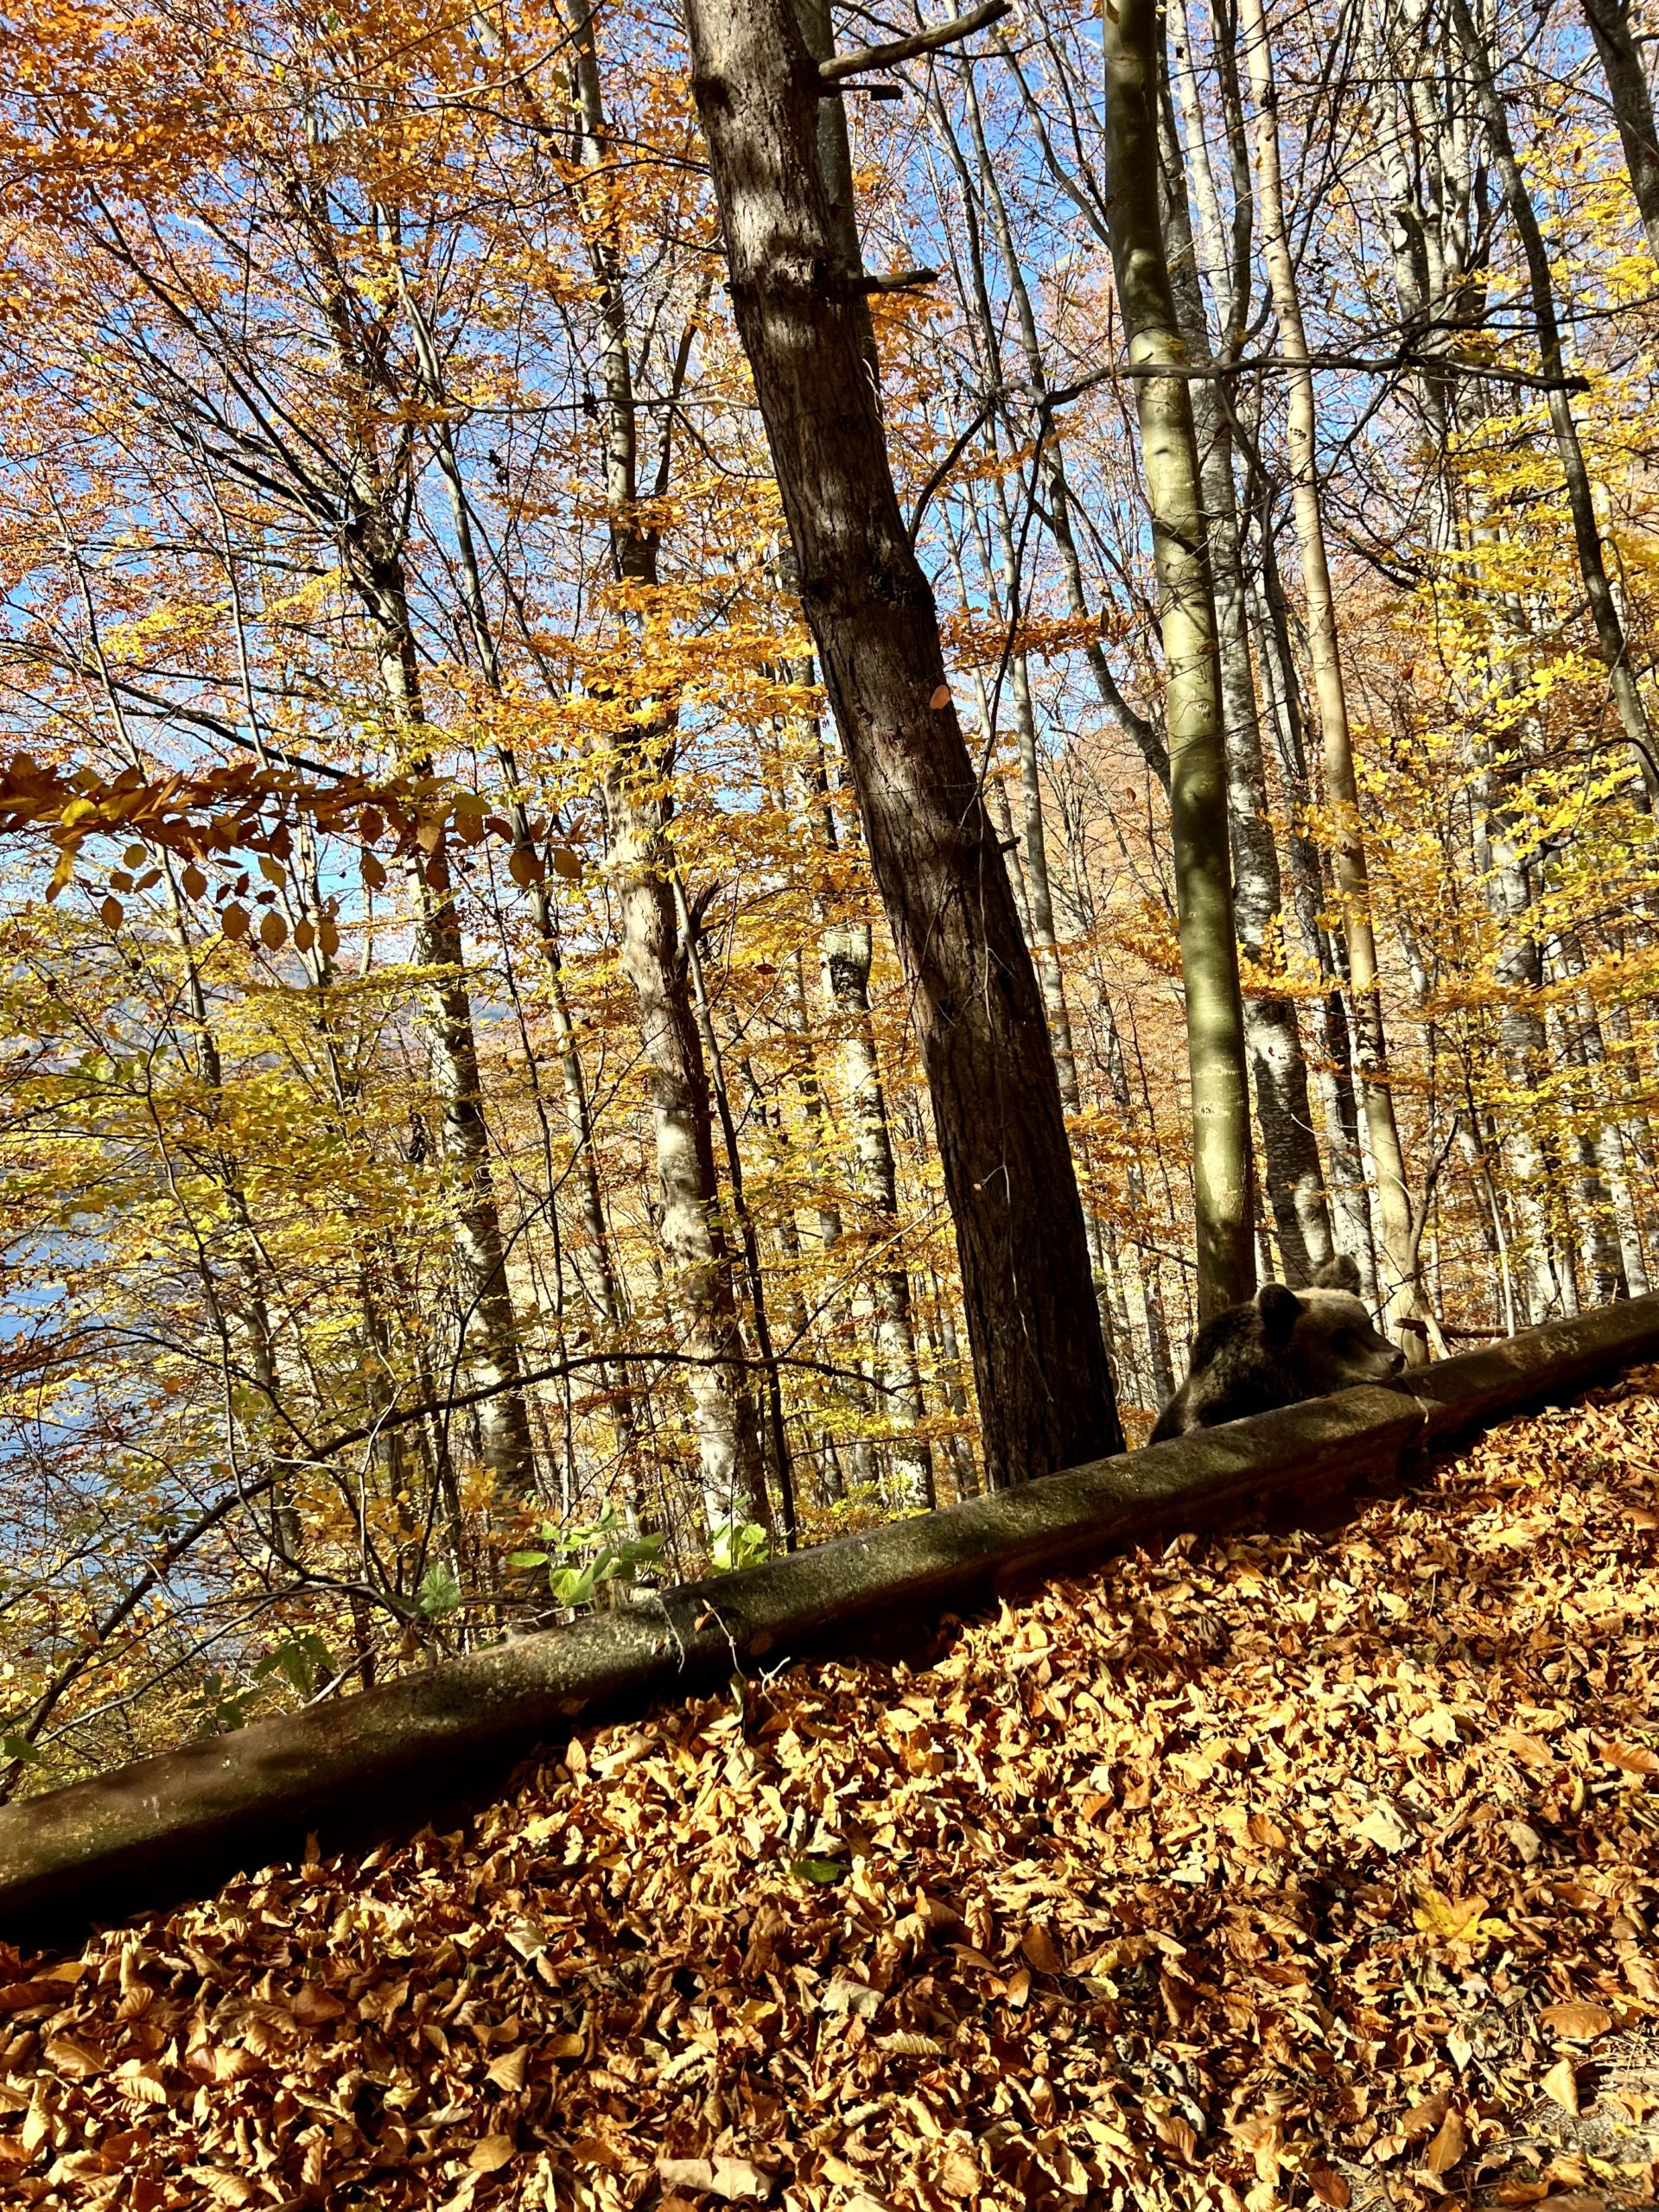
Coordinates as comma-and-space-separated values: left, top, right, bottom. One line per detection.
1148, 1254, 1405, 1442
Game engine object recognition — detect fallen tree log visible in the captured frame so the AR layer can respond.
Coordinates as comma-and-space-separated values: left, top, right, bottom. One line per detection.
4, 1291, 1658, 1945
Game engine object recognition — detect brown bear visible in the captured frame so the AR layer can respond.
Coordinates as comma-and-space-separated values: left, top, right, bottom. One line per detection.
1148, 1254, 1406, 1442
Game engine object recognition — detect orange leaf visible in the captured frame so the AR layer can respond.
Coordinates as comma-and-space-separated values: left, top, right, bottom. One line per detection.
929, 683, 951, 709
1540, 2001, 1612, 2042
99, 896, 124, 931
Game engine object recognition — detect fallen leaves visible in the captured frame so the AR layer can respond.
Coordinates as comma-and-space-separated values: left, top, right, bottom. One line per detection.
1544, 2057, 1582, 2114
9, 1372, 1659, 2209
1541, 2000, 1614, 2042
658, 2154, 772, 2200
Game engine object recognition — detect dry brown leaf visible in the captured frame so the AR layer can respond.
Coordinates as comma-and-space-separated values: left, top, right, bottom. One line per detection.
1599, 1738, 1659, 1775
1423, 2107, 1467, 2175
657, 2155, 772, 2201
1400, 2090, 1451, 2140
1542, 2056, 1580, 2114
1539, 2000, 1612, 2041
1020, 1922, 1064, 1974
928, 684, 951, 709
468, 2133, 516, 2173
289, 1983, 345, 2025
184, 2171, 257, 2207
820, 1974, 882, 2016
1353, 1800, 1414, 1853
486, 2044, 528, 2090
44, 2034, 103, 2079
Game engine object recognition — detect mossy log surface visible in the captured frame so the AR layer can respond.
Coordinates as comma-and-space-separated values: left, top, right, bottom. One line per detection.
5, 1291, 1658, 1944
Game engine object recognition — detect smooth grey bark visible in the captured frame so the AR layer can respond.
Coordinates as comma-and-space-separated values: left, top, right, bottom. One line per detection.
568, 5, 769, 1537
1249, 517, 1380, 1296
1103, 0, 1256, 1319
818, 916, 936, 1510
1238, 0, 1432, 1355
788, 685, 934, 1510
1154, 65, 1333, 1285
682, 0, 1121, 1484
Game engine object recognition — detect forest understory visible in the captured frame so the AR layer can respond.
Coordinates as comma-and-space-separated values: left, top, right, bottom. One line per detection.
5, 1368, 1658, 2212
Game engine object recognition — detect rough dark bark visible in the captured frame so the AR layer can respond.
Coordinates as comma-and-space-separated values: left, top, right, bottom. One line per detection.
682, 0, 1121, 1484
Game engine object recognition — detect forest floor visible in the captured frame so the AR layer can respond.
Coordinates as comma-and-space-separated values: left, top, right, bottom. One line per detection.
6, 1374, 1659, 2211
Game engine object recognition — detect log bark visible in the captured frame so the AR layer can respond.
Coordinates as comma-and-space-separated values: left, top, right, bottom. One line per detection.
681, 0, 1120, 1485
7, 1293, 1659, 1945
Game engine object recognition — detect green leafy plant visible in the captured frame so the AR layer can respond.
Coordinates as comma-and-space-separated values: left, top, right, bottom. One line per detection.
508, 1502, 664, 1610
416, 1562, 464, 1619
709, 1519, 771, 1575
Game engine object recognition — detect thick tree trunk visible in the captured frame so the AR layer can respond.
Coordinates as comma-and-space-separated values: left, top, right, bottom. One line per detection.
1103, 0, 1256, 1319
682, 0, 1121, 1484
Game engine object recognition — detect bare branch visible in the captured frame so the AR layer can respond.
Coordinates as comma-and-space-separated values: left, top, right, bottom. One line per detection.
819, 0, 1012, 86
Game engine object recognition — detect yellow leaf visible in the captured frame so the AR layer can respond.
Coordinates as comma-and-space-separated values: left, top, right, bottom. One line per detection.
99, 896, 124, 932
468, 2134, 516, 2173
259, 910, 287, 950
257, 855, 285, 887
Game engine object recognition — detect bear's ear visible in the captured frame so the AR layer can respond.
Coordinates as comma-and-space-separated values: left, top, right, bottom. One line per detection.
1311, 1253, 1360, 1294
1255, 1281, 1301, 1341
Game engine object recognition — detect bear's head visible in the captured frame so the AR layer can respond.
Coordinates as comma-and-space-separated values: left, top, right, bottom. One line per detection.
1255, 1253, 1405, 1397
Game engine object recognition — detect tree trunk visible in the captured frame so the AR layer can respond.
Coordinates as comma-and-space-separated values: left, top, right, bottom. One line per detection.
1237, 0, 1430, 1352
570, 3, 769, 1538
1154, 63, 1333, 1285
1449, 0, 1659, 799
1103, 0, 1256, 1319
682, 0, 1121, 1484
1580, 0, 1659, 272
